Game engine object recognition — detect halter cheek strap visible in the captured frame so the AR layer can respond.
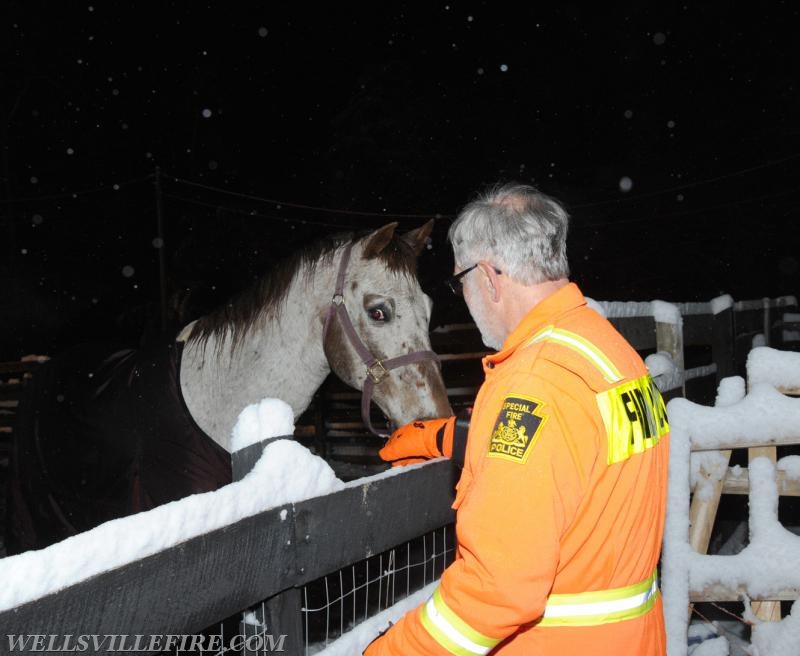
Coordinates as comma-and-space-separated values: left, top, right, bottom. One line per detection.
323, 242, 440, 437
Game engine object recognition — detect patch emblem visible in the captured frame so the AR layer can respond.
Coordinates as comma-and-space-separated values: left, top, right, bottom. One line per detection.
487, 395, 546, 464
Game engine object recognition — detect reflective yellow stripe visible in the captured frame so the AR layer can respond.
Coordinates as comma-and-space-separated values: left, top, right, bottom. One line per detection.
527, 326, 624, 383
419, 587, 501, 656
596, 374, 670, 465
539, 570, 659, 627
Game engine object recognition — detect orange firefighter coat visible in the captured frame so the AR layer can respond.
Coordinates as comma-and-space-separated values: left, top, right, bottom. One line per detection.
366, 282, 670, 655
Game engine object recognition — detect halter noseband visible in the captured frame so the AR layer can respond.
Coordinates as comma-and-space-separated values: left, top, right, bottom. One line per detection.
322, 242, 441, 437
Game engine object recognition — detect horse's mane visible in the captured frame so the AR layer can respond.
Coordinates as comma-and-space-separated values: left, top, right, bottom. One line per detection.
188, 229, 419, 353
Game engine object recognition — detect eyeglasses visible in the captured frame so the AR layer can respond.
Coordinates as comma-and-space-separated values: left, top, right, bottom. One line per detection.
445, 264, 502, 296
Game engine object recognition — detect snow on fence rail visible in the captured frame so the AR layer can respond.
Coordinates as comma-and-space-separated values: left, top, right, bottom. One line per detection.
0, 445, 459, 655
0, 294, 798, 654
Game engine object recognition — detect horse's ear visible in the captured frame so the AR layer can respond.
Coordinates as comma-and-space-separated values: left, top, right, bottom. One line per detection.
403, 219, 434, 256
362, 222, 399, 258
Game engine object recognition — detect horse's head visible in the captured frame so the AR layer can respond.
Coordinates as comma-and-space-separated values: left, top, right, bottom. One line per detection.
322, 221, 453, 434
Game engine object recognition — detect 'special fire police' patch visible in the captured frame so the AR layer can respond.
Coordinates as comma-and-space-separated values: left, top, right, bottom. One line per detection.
487, 395, 547, 464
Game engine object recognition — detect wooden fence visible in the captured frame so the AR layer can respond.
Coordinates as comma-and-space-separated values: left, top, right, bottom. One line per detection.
291, 294, 799, 474
0, 293, 797, 654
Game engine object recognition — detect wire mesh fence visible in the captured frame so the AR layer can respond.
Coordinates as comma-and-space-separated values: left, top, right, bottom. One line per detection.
159, 524, 456, 655
301, 523, 456, 654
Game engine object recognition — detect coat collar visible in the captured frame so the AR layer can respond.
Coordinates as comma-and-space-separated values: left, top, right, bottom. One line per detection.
483, 282, 587, 369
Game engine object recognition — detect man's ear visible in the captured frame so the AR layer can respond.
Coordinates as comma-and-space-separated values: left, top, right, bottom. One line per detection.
479, 262, 502, 303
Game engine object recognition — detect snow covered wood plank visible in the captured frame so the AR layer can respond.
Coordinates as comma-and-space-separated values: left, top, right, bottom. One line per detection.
0, 459, 458, 653
0, 505, 297, 649
721, 468, 800, 496
689, 431, 800, 451
690, 583, 800, 603
290, 461, 459, 578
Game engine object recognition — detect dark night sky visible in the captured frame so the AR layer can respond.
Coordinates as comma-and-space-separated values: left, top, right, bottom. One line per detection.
2, 2, 800, 358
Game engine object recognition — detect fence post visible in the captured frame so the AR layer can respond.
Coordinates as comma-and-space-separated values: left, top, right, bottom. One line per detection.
711, 304, 735, 381
762, 297, 771, 347
655, 314, 684, 397
232, 438, 305, 655
240, 589, 303, 656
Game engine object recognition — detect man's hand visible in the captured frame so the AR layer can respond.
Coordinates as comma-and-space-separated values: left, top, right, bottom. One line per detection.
379, 416, 456, 467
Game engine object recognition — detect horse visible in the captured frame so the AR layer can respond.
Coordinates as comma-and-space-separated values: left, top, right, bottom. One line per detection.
6, 221, 452, 553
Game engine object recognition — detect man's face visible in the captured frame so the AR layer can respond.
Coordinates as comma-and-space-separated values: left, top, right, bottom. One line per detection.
462, 266, 504, 351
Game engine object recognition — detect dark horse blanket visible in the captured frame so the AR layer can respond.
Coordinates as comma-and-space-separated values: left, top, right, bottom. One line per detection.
6, 340, 232, 553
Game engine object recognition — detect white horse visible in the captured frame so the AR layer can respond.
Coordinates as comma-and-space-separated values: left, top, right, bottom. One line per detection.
7, 221, 452, 552
179, 220, 451, 447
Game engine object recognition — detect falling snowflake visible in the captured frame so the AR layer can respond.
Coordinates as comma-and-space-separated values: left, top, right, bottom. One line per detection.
121, 265, 135, 278
619, 176, 633, 192
653, 32, 666, 45
258, 27, 268, 37
202, 108, 213, 118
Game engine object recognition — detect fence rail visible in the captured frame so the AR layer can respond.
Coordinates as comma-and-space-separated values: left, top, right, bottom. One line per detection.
0, 461, 459, 655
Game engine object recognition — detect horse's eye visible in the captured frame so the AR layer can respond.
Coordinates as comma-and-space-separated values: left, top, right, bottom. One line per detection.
368, 305, 390, 323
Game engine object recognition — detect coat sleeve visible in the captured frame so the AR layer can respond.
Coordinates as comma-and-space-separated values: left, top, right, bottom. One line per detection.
365, 374, 598, 655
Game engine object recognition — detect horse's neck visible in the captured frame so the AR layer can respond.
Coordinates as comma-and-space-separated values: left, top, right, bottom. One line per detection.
179, 267, 335, 451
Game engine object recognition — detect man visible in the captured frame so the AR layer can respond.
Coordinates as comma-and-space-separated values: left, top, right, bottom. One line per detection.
364, 183, 669, 655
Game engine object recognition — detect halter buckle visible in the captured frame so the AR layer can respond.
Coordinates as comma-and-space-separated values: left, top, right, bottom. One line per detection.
332, 293, 344, 306
367, 360, 389, 384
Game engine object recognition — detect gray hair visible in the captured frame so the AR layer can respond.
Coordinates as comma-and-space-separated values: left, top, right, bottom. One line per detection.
447, 182, 570, 285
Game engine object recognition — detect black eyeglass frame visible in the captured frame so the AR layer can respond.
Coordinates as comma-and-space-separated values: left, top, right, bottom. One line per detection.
445, 263, 502, 295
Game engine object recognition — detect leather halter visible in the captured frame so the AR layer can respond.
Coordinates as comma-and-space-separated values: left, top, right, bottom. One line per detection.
322, 242, 440, 437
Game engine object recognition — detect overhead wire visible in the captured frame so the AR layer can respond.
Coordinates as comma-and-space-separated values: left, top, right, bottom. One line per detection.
164, 174, 447, 219
2, 150, 799, 230
161, 193, 361, 230
0, 173, 154, 204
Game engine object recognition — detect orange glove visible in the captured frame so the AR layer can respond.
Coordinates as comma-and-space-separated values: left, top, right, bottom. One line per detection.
379, 416, 456, 467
